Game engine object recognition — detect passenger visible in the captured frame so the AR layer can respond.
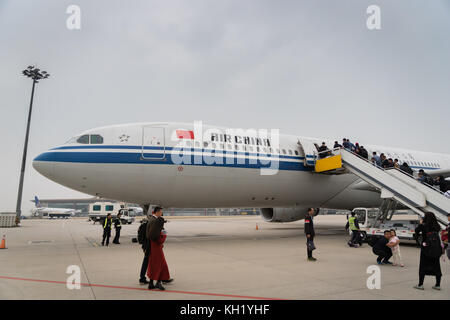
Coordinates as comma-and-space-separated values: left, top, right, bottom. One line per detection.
317, 142, 330, 158
372, 152, 381, 166
147, 207, 173, 290
380, 154, 389, 168
138, 215, 153, 285
112, 212, 122, 244
342, 138, 350, 150
305, 208, 316, 261
348, 139, 356, 152
101, 213, 113, 246
345, 212, 362, 247
394, 159, 400, 169
360, 146, 368, 159
387, 230, 404, 267
333, 141, 342, 149
387, 158, 395, 168
434, 175, 448, 193
399, 162, 413, 175
355, 146, 361, 157
370, 157, 377, 166
414, 212, 442, 290
372, 230, 393, 265
418, 169, 433, 185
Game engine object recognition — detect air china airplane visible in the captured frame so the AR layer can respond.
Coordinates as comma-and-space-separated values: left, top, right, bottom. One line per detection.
32, 122, 450, 222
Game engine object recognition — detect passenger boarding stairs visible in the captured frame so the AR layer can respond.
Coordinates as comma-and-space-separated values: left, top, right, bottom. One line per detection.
311, 147, 449, 227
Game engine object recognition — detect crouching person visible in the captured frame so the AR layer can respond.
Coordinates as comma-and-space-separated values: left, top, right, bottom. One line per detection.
147, 207, 173, 290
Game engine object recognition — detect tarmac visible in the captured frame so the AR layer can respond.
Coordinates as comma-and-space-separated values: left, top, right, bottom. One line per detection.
0, 215, 448, 300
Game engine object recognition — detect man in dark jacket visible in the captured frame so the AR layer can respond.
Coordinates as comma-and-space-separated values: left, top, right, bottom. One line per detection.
112, 212, 122, 244
305, 208, 316, 261
360, 146, 368, 159
372, 230, 392, 264
317, 142, 330, 158
399, 162, 413, 175
434, 176, 448, 193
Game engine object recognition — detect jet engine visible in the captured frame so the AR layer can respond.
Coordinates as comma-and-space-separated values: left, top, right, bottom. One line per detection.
260, 207, 310, 222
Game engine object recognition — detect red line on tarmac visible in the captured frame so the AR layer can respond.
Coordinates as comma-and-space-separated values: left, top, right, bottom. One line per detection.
0, 275, 286, 300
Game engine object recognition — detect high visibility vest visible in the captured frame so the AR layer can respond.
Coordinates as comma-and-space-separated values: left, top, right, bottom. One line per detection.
104, 218, 111, 229
349, 217, 358, 231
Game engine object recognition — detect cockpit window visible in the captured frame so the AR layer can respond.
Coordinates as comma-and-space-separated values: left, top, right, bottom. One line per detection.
77, 135, 89, 144
90, 135, 104, 144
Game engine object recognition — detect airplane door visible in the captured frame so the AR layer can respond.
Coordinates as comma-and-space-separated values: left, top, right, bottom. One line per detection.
142, 126, 165, 160
297, 138, 318, 167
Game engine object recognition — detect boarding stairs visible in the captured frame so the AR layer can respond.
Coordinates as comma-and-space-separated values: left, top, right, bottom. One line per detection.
303, 145, 449, 226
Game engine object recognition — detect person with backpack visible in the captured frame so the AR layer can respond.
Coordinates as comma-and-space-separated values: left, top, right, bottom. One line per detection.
414, 212, 443, 290
138, 217, 152, 285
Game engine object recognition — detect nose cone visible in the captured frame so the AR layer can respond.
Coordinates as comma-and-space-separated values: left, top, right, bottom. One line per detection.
33, 152, 55, 179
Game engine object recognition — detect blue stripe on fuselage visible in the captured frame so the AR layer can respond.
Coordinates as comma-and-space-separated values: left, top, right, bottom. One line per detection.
34, 151, 311, 171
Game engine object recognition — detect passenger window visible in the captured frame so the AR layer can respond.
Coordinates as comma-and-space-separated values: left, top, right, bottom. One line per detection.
93, 205, 101, 211
90, 135, 104, 144
203, 142, 208, 148
77, 135, 89, 144
288, 150, 293, 155
294, 150, 299, 155
235, 145, 239, 150
282, 149, 286, 155
195, 141, 200, 148
105, 205, 114, 211
212, 143, 216, 149
186, 141, 192, 147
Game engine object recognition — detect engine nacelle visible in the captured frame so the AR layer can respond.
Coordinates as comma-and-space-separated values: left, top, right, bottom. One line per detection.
260, 207, 310, 222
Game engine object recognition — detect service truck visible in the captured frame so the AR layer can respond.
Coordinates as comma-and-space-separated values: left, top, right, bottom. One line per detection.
88, 202, 136, 224
349, 207, 421, 245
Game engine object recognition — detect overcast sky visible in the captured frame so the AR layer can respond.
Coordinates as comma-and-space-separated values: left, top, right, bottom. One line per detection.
1, 0, 449, 215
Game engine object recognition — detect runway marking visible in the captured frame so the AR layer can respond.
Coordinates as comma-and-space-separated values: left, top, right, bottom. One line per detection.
0, 275, 285, 300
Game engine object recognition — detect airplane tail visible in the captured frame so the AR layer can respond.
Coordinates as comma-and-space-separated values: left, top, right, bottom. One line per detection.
34, 196, 41, 208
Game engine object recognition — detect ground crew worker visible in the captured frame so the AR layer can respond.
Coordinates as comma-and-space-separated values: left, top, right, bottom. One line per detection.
102, 213, 113, 246
113, 212, 122, 244
345, 212, 361, 247
305, 208, 316, 261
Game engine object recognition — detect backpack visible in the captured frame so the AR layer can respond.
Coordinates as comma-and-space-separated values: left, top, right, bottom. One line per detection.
137, 221, 148, 244
424, 232, 444, 258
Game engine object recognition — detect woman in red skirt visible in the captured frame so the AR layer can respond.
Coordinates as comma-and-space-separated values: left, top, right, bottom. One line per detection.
147, 208, 171, 290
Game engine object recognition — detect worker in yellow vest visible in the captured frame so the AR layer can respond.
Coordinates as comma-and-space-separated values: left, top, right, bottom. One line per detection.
102, 214, 113, 246
345, 212, 361, 247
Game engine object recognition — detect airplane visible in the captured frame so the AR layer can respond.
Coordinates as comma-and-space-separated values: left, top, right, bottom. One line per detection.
32, 122, 450, 223
31, 196, 80, 218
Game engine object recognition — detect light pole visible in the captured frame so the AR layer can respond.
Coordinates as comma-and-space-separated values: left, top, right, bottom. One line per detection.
15, 66, 50, 225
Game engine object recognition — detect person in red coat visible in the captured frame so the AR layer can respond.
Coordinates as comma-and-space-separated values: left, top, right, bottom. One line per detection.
147, 207, 172, 290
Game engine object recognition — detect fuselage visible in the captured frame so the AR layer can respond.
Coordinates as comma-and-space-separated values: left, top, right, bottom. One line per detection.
32, 122, 450, 210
